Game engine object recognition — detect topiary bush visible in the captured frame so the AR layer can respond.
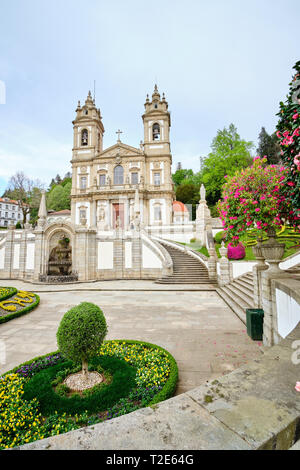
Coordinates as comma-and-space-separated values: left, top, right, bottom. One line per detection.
227, 242, 246, 260
56, 302, 108, 378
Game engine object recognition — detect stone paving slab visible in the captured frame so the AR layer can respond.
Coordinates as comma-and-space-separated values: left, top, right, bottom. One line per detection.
19, 323, 300, 451
0, 288, 263, 394
0, 279, 216, 292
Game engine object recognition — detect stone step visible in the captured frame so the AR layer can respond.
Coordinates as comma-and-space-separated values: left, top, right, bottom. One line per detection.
216, 288, 247, 324
234, 277, 254, 292
231, 279, 254, 298
225, 283, 253, 306
155, 240, 210, 284
237, 276, 254, 288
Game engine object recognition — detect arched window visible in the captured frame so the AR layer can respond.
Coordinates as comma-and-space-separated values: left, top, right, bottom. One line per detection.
114, 165, 124, 185
81, 129, 88, 146
152, 123, 160, 141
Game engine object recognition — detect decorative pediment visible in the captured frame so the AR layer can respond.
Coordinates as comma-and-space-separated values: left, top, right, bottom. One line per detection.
99, 142, 143, 159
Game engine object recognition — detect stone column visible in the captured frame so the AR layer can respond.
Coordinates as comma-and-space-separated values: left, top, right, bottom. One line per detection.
3, 225, 14, 278
207, 247, 217, 281
218, 242, 231, 286
252, 241, 268, 308
260, 234, 287, 347
195, 184, 211, 246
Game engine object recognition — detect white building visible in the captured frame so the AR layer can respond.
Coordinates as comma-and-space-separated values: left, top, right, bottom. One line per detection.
0, 197, 27, 227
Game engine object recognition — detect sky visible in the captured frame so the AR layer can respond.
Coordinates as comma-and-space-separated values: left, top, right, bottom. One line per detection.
0, 0, 299, 194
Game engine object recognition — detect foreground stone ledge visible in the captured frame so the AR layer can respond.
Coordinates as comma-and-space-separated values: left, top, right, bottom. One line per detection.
19, 323, 300, 451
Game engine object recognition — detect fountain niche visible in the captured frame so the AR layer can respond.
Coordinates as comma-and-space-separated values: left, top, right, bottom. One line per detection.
40, 235, 78, 283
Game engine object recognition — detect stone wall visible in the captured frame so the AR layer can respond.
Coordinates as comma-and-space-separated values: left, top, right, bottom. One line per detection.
0, 224, 171, 282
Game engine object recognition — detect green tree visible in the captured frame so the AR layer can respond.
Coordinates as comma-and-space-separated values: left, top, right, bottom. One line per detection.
257, 127, 281, 164
172, 169, 194, 187
57, 302, 108, 378
200, 123, 254, 206
47, 182, 71, 211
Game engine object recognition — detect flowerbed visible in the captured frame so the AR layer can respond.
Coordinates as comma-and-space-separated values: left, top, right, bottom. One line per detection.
0, 287, 17, 302
0, 340, 178, 449
0, 288, 40, 324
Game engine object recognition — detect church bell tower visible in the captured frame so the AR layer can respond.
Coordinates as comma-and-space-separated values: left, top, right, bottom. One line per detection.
142, 85, 171, 156
72, 91, 105, 162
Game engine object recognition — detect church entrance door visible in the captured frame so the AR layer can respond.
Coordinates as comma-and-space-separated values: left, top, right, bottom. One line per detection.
112, 203, 124, 228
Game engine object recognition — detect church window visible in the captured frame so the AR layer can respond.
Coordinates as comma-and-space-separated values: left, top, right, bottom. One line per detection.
152, 123, 160, 141
131, 172, 138, 185
99, 174, 106, 186
114, 165, 124, 185
80, 176, 87, 189
81, 129, 88, 146
154, 205, 162, 221
154, 172, 161, 186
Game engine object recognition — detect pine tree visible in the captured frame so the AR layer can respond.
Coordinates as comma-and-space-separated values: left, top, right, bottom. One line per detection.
257, 127, 281, 164
276, 61, 300, 229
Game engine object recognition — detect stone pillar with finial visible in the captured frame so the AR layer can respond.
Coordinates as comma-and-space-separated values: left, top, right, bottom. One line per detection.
33, 190, 47, 280
195, 184, 211, 246
219, 241, 231, 286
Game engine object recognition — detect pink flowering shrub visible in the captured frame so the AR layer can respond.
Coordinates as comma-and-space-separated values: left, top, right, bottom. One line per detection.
276, 60, 300, 228
217, 157, 291, 245
227, 242, 246, 260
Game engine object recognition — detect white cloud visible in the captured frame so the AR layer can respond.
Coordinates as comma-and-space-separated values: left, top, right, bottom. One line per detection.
0, 123, 71, 186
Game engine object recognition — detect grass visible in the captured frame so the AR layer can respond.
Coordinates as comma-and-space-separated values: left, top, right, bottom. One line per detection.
177, 226, 300, 261
23, 356, 137, 416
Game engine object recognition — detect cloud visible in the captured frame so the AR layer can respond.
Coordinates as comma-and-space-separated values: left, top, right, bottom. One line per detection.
0, 123, 71, 187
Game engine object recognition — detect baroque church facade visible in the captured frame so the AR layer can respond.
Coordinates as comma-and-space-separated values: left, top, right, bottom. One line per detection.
71, 85, 175, 231
0, 86, 212, 283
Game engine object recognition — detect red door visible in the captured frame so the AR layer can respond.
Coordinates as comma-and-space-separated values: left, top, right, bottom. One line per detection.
113, 203, 124, 228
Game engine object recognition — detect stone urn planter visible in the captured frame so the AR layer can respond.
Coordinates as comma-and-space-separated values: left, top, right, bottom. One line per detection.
260, 228, 285, 274
252, 238, 267, 266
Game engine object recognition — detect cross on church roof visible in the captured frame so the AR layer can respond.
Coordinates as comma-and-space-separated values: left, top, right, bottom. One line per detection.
116, 129, 123, 142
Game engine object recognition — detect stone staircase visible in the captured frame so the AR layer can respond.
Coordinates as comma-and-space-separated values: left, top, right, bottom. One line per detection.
216, 272, 254, 324
155, 242, 211, 284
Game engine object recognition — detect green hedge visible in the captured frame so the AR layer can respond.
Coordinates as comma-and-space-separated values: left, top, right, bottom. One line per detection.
0, 294, 40, 324
5, 340, 178, 405
23, 355, 137, 416
0, 287, 18, 302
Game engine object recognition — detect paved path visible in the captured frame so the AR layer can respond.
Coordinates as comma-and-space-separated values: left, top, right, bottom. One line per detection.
0, 280, 263, 394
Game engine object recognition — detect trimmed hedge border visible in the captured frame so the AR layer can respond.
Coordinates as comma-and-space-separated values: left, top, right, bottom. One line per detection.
0, 294, 40, 324
23, 356, 137, 416
0, 287, 18, 302
4, 340, 179, 404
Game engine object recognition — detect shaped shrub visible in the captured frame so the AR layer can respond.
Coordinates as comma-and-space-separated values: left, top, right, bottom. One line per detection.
227, 242, 246, 260
57, 302, 108, 377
